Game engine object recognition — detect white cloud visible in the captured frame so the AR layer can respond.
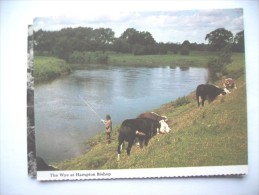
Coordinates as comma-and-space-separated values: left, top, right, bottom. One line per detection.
33, 9, 244, 43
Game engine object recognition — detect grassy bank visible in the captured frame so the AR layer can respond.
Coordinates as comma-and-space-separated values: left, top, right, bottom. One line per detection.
108, 51, 216, 67
70, 51, 218, 69
57, 53, 247, 170
34, 56, 71, 82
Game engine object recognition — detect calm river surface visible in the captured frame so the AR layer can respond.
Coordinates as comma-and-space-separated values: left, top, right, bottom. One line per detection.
35, 65, 208, 163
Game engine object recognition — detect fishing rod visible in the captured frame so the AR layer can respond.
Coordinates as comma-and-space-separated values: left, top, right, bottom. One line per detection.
79, 95, 105, 124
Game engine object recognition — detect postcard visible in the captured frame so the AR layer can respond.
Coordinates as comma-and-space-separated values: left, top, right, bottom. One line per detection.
27, 8, 248, 181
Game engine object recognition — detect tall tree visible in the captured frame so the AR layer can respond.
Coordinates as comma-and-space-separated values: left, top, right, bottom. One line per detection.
120, 28, 156, 46
93, 28, 115, 52
120, 28, 139, 45
205, 28, 233, 51
180, 40, 191, 55
233, 30, 244, 52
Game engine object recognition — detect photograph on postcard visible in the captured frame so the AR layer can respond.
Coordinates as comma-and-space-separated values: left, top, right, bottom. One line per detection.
29, 8, 248, 180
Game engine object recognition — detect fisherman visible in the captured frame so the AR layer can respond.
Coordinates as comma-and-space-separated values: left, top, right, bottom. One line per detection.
79, 95, 112, 143
102, 115, 112, 144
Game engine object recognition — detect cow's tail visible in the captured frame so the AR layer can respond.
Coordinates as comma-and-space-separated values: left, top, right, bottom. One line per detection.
117, 125, 125, 161
117, 135, 123, 161
196, 91, 200, 107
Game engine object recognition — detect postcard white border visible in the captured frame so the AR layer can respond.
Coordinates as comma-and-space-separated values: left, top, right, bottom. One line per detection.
0, 0, 258, 195
37, 165, 248, 181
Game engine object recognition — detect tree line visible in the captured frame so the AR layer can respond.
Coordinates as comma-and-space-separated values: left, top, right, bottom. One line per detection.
33, 27, 244, 63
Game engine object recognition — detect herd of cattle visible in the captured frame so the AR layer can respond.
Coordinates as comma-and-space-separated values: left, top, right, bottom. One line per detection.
116, 78, 237, 160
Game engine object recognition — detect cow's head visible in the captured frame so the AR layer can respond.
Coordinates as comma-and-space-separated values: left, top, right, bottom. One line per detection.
218, 88, 227, 96
158, 120, 171, 133
223, 87, 231, 94
161, 115, 168, 122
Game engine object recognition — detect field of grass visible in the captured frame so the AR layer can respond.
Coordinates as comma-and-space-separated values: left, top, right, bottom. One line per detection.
57, 53, 247, 170
34, 56, 71, 82
108, 51, 217, 67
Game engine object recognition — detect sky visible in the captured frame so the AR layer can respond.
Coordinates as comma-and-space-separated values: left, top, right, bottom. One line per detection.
33, 8, 243, 44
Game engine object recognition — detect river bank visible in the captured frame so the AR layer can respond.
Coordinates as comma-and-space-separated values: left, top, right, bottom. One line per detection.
56, 53, 247, 170
34, 51, 217, 82
34, 56, 71, 83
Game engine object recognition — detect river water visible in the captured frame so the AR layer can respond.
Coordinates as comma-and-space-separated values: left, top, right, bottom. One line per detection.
35, 65, 208, 163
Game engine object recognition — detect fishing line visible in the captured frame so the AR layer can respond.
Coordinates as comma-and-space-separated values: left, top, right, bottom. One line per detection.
79, 95, 104, 123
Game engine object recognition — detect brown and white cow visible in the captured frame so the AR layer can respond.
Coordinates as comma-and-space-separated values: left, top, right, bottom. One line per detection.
222, 78, 237, 91
137, 112, 171, 133
117, 118, 159, 160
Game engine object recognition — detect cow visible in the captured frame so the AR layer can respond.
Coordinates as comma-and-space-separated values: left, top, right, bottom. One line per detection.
137, 112, 168, 121
196, 84, 226, 107
137, 112, 171, 134
157, 120, 171, 134
117, 118, 159, 160
222, 78, 237, 90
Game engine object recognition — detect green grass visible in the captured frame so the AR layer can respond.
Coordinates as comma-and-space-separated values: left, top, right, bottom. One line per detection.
56, 53, 247, 170
107, 51, 217, 67
34, 56, 71, 82
68, 51, 218, 69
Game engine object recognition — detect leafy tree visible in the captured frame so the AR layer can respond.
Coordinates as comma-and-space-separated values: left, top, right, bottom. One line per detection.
120, 28, 139, 45
139, 31, 156, 45
54, 37, 71, 61
120, 28, 156, 51
157, 42, 167, 54
34, 30, 57, 54
205, 28, 233, 51
233, 30, 244, 52
165, 42, 180, 54
112, 38, 131, 53
180, 40, 190, 55
93, 28, 115, 52
190, 42, 208, 51
207, 45, 232, 81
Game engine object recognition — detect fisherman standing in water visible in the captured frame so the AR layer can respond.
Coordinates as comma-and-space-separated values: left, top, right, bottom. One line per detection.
102, 115, 112, 144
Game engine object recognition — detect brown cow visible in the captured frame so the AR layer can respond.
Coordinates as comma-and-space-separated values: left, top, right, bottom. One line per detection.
137, 112, 170, 134
137, 112, 167, 122
222, 78, 237, 90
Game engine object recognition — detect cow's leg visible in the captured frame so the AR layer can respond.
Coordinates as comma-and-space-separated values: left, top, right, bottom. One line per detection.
117, 140, 123, 161
201, 96, 206, 106
127, 140, 134, 156
197, 95, 201, 107
144, 137, 149, 146
135, 136, 140, 146
157, 127, 160, 134
138, 136, 145, 148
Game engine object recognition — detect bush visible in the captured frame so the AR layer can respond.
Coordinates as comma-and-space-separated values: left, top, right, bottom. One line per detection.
180, 47, 190, 55
172, 96, 190, 108
180, 40, 190, 55
207, 46, 232, 81
68, 51, 108, 64
34, 56, 71, 82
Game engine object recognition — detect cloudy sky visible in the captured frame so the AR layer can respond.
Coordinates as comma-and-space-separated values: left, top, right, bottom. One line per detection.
33, 8, 243, 44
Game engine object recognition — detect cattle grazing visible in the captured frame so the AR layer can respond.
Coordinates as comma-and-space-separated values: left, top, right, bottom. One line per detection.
158, 120, 171, 133
222, 78, 237, 90
196, 84, 226, 107
137, 112, 171, 133
117, 118, 159, 160
137, 112, 167, 121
